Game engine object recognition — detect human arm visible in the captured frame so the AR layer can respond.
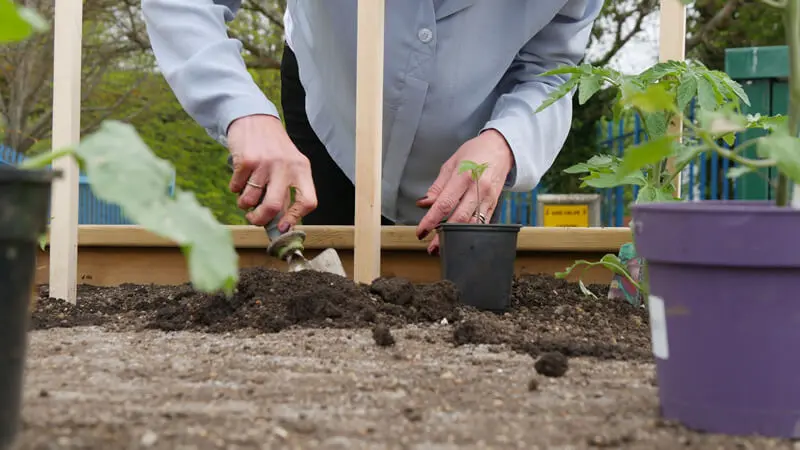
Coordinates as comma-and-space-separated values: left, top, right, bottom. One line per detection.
141, 0, 280, 144
480, 0, 604, 192
141, 0, 317, 229
415, 0, 603, 251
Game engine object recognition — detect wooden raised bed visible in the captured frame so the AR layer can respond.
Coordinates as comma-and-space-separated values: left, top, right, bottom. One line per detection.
33, 225, 631, 287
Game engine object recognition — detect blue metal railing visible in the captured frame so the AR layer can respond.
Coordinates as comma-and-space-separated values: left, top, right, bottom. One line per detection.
1, 144, 175, 225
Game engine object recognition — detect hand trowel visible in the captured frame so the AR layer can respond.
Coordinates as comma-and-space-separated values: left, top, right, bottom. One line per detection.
226, 156, 346, 277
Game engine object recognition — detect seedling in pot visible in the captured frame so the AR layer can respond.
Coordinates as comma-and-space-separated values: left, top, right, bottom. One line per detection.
437, 159, 522, 312
457, 160, 490, 223
534, 16, 798, 303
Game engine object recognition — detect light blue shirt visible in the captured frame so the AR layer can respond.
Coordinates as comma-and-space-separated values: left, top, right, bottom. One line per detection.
141, 0, 602, 224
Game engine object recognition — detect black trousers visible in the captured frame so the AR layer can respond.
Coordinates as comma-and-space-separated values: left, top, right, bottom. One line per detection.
280, 45, 394, 226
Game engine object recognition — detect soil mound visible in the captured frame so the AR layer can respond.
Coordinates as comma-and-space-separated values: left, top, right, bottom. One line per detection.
31, 267, 652, 360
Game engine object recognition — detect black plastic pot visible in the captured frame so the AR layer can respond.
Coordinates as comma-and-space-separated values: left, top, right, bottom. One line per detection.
0, 165, 56, 449
438, 223, 522, 312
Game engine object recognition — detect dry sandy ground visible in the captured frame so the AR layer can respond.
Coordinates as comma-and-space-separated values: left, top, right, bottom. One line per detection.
10, 325, 797, 450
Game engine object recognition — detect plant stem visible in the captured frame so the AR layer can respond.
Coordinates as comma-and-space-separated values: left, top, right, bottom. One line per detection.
18, 148, 74, 170
681, 115, 777, 169
782, 0, 800, 207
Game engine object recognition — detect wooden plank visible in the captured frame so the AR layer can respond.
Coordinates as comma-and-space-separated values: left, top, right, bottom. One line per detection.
48, 0, 84, 303
33, 247, 618, 287
43, 225, 632, 252
659, 0, 687, 197
353, 0, 385, 283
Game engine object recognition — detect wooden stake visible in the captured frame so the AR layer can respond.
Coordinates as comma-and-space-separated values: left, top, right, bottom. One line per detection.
49, 0, 83, 303
658, 0, 687, 197
353, 0, 384, 283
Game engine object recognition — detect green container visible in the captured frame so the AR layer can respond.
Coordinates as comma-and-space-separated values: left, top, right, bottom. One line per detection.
724, 45, 789, 201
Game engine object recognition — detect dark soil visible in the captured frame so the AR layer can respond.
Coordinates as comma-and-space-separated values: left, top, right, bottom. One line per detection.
371, 324, 396, 347
534, 351, 570, 378
31, 267, 651, 361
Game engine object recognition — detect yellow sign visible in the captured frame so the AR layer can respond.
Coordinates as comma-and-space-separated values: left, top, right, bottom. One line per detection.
542, 204, 589, 227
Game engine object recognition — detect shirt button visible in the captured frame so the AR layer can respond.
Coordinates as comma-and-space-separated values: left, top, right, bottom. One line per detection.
417, 28, 433, 43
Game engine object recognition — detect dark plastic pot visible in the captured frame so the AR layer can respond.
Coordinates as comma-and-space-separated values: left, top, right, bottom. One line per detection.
630, 200, 800, 438
438, 223, 522, 312
0, 165, 56, 449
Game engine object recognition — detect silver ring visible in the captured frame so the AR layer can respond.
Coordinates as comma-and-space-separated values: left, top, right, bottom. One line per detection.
246, 180, 264, 189
473, 211, 487, 224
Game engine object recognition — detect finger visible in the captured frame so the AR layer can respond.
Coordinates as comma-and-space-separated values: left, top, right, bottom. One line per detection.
427, 233, 440, 256
416, 161, 455, 207
477, 194, 498, 224
445, 183, 479, 224
247, 171, 288, 226
237, 164, 270, 210
416, 170, 471, 239
427, 191, 498, 256
467, 183, 500, 224
281, 174, 318, 230
229, 153, 257, 194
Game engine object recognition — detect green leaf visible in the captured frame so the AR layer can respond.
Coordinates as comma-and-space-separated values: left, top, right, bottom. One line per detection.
538, 66, 584, 77
70, 120, 239, 295
642, 112, 669, 140
636, 185, 678, 203
555, 254, 643, 299
676, 73, 698, 113
696, 75, 718, 111
618, 136, 675, 179
562, 154, 615, 174
722, 133, 737, 146
756, 131, 800, 185
697, 108, 748, 136
714, 71, 750, 106
458, 160, 488, 181
636, 186, 659, 203
578, 74, 603, 105
746, 113, 788, 132
458, 160, 480, 173
640, 61, 685, 82
0, 0, 48, 42
582, 171, 646, 188
562, 162, 592, 174
623, 84, 675, 113
535, 76, 580, 113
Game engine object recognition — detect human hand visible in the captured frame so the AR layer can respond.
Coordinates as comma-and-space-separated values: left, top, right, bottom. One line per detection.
415, 129, 515, 254
226, 114, 317, 231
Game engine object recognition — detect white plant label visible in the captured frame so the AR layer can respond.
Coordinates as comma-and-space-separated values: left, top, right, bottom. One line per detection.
648, 295, 669, 359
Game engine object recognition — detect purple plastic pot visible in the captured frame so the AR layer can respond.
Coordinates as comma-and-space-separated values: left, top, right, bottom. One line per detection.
630, 200, 800, 438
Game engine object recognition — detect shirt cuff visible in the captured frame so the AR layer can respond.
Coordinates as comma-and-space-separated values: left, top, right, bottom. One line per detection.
213, 96, 282, 147
479, 120, 530, 192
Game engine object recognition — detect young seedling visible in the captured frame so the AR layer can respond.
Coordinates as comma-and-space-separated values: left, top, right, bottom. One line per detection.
458, 160, 489, 223
2, 2, 239, 296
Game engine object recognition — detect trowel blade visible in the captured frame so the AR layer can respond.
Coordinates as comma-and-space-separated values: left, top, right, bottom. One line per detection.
306, 248, 347, 277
